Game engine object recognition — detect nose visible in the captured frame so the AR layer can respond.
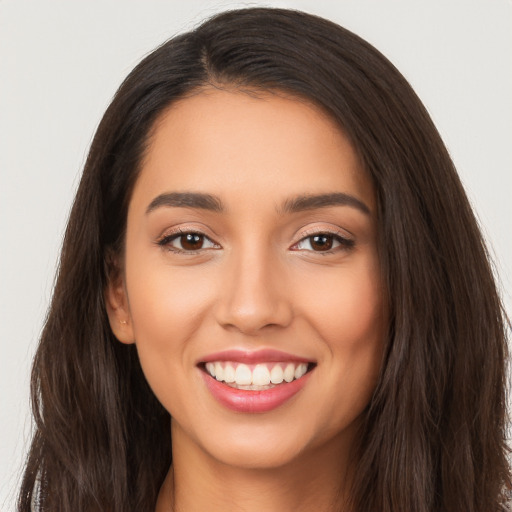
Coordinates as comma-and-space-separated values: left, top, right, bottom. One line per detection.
214, 246, 293, 335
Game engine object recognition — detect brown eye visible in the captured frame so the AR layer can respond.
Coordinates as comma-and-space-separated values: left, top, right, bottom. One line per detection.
158, 231, 219, 252
293, 232, 355, 252
180, 233, 204, 250
309, 234, 333, 251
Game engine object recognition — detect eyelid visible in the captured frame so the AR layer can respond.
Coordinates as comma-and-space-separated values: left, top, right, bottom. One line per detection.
293, 225, 354, 243
290, 225, 355, 252
155, 226, 221, 253
156, 223, 218, 241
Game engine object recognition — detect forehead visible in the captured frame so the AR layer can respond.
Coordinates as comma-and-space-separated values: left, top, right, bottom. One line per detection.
131, 88, 374, 214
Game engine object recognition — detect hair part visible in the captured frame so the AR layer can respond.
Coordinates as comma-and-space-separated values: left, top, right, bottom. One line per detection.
19, 8, 510, 512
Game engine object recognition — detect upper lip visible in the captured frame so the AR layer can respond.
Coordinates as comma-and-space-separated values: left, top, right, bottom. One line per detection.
198, 349, 314, 365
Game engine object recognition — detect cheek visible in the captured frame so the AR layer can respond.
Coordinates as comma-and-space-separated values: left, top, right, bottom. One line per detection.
124, 255, 218, 409
126, 260, 216, 346
299, 257, 385, 408
301, 258, 384, 347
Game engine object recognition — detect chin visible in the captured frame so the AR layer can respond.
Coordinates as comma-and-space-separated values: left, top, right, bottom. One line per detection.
193, 418, 327, 471
208, 439, 307, 470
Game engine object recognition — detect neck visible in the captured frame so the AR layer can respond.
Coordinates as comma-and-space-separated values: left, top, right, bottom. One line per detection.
155, 421, 358, 512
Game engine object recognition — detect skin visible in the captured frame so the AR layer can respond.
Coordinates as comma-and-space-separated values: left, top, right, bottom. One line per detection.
107, 88, 386, 512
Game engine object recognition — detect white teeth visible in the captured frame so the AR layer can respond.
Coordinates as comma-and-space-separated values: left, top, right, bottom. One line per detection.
214, 362, 224, 381
283, 363, 295, 383
223, 363, 235, 383
252, 364, 271, 386
270, 365, 284, 384
294, 363, 307, 379
235, 364, 252, 385
205, 361, 311, 386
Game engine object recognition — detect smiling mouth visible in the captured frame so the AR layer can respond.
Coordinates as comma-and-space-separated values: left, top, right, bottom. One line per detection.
200, 361, 316, 390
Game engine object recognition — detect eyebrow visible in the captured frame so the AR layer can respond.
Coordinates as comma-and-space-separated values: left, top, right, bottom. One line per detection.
146, 192, 224, 214
145, 191, 370, 216
279, 192, 371, 215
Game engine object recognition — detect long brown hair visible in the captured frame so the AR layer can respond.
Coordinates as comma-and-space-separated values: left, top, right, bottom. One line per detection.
18, 8, 510, 511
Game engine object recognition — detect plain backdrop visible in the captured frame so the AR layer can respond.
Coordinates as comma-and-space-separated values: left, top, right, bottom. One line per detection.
1, 1, 511, 510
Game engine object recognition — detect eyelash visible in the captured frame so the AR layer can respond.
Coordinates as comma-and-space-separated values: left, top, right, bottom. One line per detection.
156, 228, 355, 254
290, 229, 355, 253
156, 229, 220, 254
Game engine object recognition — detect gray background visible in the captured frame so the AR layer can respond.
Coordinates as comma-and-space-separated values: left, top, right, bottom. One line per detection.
1, 1, 511, 510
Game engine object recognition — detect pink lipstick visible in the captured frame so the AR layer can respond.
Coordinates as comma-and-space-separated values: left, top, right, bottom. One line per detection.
198, 349, 315, 413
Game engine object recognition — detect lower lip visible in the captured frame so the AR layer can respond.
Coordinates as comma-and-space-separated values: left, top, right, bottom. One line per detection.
201, 370, 312, 413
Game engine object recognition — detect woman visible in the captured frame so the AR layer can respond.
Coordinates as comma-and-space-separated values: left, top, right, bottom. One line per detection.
18, 7, 510, 512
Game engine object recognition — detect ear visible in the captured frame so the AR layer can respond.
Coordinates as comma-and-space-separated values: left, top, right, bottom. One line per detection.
104, 258, 135, 345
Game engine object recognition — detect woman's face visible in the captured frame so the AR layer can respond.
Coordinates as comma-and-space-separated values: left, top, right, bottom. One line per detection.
108, 88, 386, 469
